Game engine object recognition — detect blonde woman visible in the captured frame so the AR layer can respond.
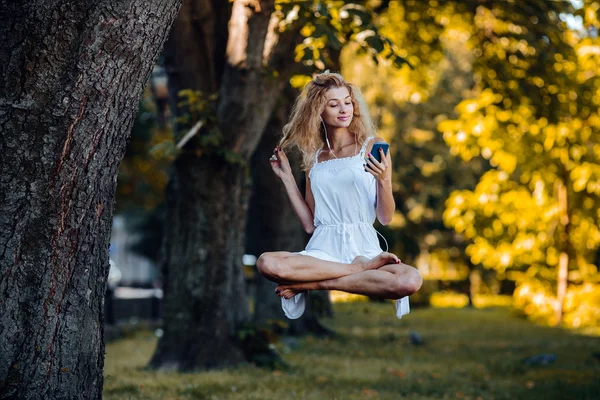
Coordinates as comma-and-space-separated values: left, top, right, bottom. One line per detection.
257, 72, 422, 319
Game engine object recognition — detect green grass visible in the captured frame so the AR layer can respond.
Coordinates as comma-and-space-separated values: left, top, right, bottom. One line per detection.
104, 303, 600, 399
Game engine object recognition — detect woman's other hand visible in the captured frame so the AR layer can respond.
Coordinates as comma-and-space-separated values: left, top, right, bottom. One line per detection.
365, 147, 392, 183
269, 146, 293, 180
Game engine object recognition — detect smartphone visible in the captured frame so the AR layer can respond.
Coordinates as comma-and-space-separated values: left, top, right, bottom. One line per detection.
369, 142, 389, 163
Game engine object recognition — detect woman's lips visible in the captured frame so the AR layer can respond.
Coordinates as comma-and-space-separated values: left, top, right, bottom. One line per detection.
338, 116, 350, 121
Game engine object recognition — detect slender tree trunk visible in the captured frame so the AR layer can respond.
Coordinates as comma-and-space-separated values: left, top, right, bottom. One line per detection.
468, 268, 481, 307
555, 179, 570, 325
0, 1, 181, 398
150, 0, 300, 370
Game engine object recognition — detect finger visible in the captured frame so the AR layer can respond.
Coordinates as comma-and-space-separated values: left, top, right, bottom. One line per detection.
277, 148, 288, 160
364, 163, 378, 176
366, 158, 383, 174
367, 152, 384, 169
364, 161, 377, 174
379, 149, 388, 168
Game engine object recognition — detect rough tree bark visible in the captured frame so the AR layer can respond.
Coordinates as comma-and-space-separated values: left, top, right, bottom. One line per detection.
0, 1, 181, 398
149, 0, 301, 370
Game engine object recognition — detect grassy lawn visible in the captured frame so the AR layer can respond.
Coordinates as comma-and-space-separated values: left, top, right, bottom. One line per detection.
104, 303, 600, 399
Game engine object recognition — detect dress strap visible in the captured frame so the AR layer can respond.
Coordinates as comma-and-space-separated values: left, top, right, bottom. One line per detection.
314, 148, 322, 166
359, 136, 375, 157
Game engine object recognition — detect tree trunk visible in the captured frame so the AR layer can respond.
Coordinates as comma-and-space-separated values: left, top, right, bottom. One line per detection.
555, 179, 570, 325
0, 1, 181, 398
150, 0, 301, 370
149, 155, 250, 370
162, 0, 230, 118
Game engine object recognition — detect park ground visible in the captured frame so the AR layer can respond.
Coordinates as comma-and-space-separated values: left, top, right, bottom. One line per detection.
104, 302, 600, 400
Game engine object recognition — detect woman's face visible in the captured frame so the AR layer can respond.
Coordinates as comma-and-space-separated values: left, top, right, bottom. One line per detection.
321, 86, 353, 128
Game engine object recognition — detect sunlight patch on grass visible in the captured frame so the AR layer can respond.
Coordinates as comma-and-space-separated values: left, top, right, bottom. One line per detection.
472, 294, 513, 308
429, 292, 513, 309
429, 291, 470, 308
329, 290, 370, 303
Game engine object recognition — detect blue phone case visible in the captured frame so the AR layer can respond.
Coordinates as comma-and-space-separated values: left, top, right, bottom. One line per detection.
369, 142, 389, 163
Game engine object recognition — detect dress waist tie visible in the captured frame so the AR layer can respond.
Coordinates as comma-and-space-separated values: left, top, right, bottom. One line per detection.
318, 222, 387, 263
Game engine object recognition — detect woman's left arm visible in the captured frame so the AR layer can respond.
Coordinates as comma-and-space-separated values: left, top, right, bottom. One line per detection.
365, 139, 395, 225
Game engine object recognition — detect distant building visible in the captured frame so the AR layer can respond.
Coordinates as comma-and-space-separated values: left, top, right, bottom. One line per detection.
110, 215, 158, 287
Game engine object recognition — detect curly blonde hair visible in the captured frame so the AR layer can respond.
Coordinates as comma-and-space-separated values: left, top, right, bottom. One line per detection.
279, 72, 377, 170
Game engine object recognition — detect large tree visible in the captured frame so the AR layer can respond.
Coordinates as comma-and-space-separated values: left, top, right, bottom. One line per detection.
0, 1, 181, 398
149, 0, 299, 371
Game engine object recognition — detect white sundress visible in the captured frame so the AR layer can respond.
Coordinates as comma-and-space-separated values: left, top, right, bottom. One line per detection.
281, 136, 411, 319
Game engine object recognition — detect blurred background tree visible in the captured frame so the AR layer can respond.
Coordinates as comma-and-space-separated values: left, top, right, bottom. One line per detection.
439, 0, 600, 328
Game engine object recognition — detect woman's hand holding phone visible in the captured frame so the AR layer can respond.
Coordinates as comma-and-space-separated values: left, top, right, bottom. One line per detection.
364, 142, 391, 183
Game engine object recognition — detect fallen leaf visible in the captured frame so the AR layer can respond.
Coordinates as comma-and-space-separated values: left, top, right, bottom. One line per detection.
387, 368, 405, 378
526, 380, 535, 389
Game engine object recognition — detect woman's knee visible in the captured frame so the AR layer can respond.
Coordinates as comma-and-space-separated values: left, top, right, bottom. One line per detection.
256, 253, 283, 280
408, 269, 423, 294
392, 267, 423, 297
404, 267, 423, 295
256, 253, 273, 276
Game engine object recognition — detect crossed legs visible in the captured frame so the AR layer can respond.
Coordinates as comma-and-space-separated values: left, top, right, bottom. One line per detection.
256, 252, 423, 300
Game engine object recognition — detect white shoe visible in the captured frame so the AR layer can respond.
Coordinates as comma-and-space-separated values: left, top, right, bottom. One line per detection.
395, 297, 410, 319
281, 292, 306, 319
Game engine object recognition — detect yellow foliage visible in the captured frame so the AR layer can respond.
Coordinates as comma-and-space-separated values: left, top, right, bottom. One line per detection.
515, 280, 600, 328
345, 0, 600, 330
430, 291, 469, 308
289, 74, 312, 89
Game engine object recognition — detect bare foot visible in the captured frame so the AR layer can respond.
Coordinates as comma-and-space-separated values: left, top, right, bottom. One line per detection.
353, 252, 400, 271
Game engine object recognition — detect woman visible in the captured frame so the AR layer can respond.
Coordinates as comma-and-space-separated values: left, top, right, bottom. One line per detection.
256, 72, 422, 319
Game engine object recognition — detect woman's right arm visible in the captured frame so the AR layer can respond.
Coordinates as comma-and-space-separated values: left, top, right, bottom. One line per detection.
281, 172, 315, 234
270, 147, 315, 234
